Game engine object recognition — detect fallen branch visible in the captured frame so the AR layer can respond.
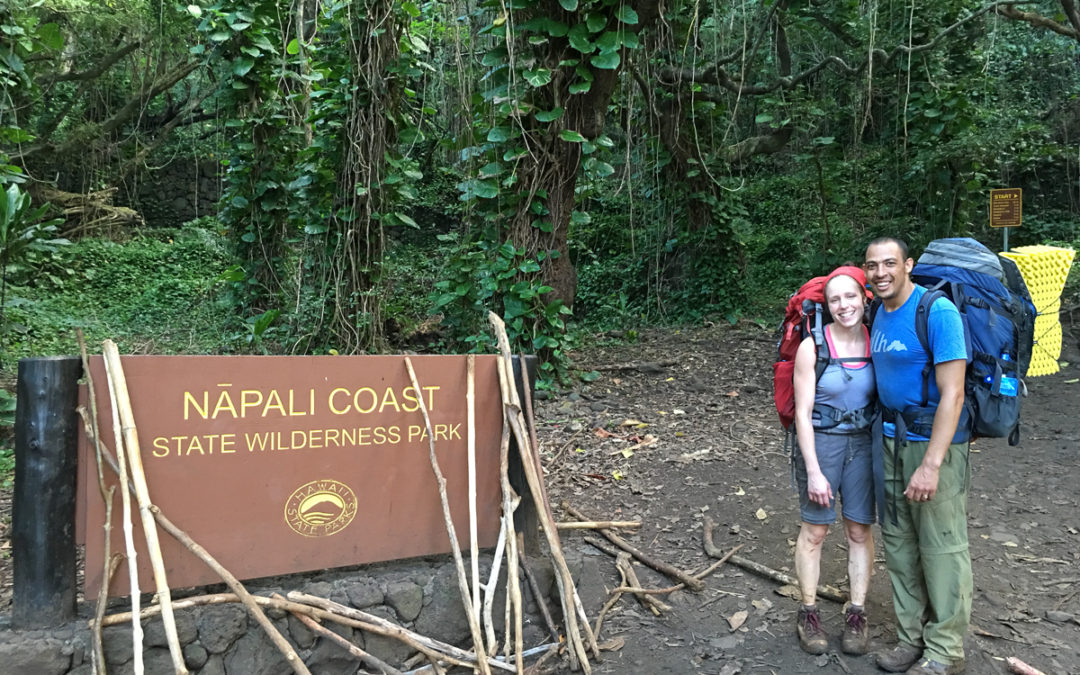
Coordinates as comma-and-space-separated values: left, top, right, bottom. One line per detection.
556, 521, 641, 531
593, 552, 631, 638
287, 592, 517, 673
1007, 656, 1048, 675
615, 555, 670, 615
564, 501, 704, 592
103, 340, 188, 674
404, 357, 492, 675
612, 543, 745, 596
702, 516, 845, 604
280, 594, 403, 675
588, 360, 678, 372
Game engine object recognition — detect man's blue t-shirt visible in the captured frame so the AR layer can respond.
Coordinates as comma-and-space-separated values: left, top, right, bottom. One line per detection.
870, 285, 968, 439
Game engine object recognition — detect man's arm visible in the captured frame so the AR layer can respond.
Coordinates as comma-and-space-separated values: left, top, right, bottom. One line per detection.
904, 358, 965, 501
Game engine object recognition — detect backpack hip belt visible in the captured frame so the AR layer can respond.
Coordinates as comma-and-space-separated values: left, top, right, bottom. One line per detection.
812, 401, 877, 431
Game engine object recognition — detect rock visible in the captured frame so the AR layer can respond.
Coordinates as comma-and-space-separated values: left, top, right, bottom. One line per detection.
385, 580, 424, 621
68, 664, 93, 675
521, 556, 556, 614
224, 631, 291, 675
0, 637, 71, 675
589, 401, 607, 412
110, 648, 173, 675
183, 641, 209, 670
200, 653, 226, 675
413, 563, 470, 645
305, 582, 334, 599
144, 611, 198, 647
344, 579, 384, 609
102, 624, 135, 665
197, 604, 248, 654
562, 548, 607, 614
305, 620, 359, 674
358, 605, 413, 667
1046, 610, 1074, 623
287, 612, 317, 650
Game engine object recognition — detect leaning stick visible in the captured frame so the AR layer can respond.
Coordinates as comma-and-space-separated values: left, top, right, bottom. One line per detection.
556, 521, 641, 530
102, 341, 187, 675
76, 334, 120, 675
466, 354, 481, 632
102, 343, 143, 675
403, 357, 491, 675
564, 501, 705, 592
85, 435, 310, 675
701, 516, 845, 603
493, 365, 525, 671
489, 312, 595, 671
482, 502, 510, 652
279, 594, 404, 675
519, 556, 560, 643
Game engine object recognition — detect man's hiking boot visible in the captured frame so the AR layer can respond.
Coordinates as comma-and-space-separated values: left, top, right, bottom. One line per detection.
841, 605, 868, 655
875, 643, 923, 672
905, 657, 966, 674
796, 605, 828, 655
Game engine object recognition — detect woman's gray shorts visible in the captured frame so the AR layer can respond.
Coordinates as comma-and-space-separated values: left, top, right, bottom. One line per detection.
793, 428, 875, 525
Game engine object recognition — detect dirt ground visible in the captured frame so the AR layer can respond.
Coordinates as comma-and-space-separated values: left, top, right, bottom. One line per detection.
538, 322, 1080, 675
1, 321, 1079, 675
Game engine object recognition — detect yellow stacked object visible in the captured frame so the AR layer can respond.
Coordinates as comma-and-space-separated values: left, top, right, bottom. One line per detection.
1000, 245, 1075, 376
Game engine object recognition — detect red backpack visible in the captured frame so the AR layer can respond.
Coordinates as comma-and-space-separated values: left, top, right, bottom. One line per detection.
772, 276, 830, 429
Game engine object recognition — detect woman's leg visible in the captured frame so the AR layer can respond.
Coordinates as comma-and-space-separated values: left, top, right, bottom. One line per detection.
843, 518, 874, 606
795, 522, 829, 604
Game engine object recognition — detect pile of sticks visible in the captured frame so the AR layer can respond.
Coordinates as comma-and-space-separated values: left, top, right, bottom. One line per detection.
78, 317, 598, 675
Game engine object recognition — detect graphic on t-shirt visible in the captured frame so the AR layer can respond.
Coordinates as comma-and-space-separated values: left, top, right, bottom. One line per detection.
871, 332, 909, 354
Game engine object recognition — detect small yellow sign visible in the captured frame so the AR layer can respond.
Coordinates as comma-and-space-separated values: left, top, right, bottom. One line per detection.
989, 188, 1022, 228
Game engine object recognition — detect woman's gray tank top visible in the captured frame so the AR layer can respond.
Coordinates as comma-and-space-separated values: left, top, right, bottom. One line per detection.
814, 324, 875, 433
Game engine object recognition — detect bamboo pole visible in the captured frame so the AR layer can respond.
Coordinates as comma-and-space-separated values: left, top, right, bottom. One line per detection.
403, 357, 492, 675
492, 364, 525, 672
102, 341, 187, 675
466, 354, 481, 633
489, 312, 595, 671
102, 344, 142, 675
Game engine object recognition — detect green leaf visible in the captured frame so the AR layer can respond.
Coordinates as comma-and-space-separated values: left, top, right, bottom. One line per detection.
304, 222, 328, 235
395, 212, 419, 229
590, 51, 620, 69
233, 57, 254, 77
402, 2, 421, 17
569, 80, 592, 94
36, 22, 63, 50
487, 126, 512, 142
568, 23, 593, 53
558, 0, 579, 10
570, 211, 592, 226
474, 180, 499, 199
922, 108, 942, 118
586, 13, 607, 32
524, 68, 552, 87
482, 47, 508, 67
620, 31, 640, 48
559, 129, 587, 143
535, 107, 565, 123
404, 169, 423, 180
616, 5, 639, 24
590, 161, 615, 177
286, 38, 300, 55
812, 136, 835, 146
186, 4, 203, 18
596, 31, 620, 52
580, 370, 601, 382
754, 113, 773, 123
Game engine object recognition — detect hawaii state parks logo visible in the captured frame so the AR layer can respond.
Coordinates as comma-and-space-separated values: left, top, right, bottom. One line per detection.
284, 479, 358, 537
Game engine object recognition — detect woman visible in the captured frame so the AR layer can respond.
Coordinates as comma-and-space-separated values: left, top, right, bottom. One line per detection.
792, 265, 876, 656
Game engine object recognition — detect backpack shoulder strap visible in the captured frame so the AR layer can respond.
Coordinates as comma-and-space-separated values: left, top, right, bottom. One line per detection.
914, 284, 947, 407
810, 305, 829, 382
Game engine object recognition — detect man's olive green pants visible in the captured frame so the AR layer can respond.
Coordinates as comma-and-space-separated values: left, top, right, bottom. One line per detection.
881, 436, 972, 665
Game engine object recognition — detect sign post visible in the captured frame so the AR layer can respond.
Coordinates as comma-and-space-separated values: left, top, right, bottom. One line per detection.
989, 187, 1022, 251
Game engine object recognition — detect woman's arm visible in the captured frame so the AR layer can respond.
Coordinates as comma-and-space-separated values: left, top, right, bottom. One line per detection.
793, 336, 832, 506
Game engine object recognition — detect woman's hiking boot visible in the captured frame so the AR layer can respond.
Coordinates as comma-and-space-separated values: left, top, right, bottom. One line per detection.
874, 643, 924, 672
841, 605, 868, 654
796, 605, 828, 654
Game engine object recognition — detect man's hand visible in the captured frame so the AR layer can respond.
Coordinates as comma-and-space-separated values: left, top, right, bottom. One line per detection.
904, 463, 940, 502
807, 470, 833, 506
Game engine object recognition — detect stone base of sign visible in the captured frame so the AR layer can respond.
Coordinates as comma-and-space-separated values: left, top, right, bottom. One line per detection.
0, 549, 606, 675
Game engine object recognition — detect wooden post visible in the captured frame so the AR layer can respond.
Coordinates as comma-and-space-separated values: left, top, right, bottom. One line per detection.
508, 355, 539, 555
12, 356, 82, 628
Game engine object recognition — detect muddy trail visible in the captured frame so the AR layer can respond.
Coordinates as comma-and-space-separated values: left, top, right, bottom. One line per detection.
538, 323, 1080, 675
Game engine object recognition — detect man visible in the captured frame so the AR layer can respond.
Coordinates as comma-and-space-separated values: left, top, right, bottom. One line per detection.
864, 237, 971, 675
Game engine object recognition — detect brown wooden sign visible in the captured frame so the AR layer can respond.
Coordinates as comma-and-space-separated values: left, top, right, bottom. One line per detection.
990, 188, 1022, 228
77, 355, 504, 597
